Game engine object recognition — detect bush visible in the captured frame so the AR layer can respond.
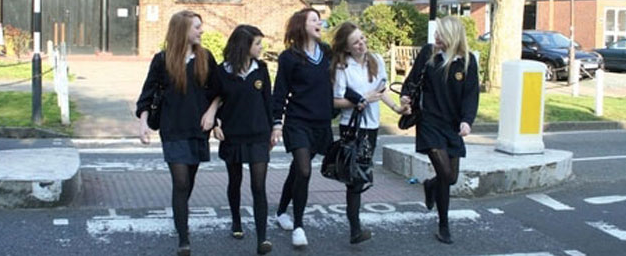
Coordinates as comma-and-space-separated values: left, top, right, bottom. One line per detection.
359, 5, 409, 54
392, 3, 429, 46
327, 0, 353, 28
459, 16, 490, 86
3, 25, 31, 59
201, 31, 227, 63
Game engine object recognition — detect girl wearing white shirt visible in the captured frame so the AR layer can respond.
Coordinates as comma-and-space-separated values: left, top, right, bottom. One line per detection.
330, 22, 406, 244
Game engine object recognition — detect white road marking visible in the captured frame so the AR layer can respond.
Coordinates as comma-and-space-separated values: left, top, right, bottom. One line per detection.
53, 218, 69, 225
584, 195, 626, 205
586, 221, 626, 241
488, 208, 504, 214
479, 253, 553, 256
572, 155, 626, 162
563, 250, 586, 256
480, 253, 553, 256
526, 193, 575, 211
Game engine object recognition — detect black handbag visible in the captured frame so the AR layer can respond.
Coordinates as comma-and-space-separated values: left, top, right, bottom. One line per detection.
398, 67, 426, 130
321, 108, 374, 193
147, 83, 164, 130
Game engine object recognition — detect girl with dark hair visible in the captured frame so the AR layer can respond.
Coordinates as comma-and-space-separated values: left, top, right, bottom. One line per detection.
202, 24, 272, 255
136, 10, 218, 256
400, 16, 479, 244
271, 8, 333, 247
330, 21, 407, 244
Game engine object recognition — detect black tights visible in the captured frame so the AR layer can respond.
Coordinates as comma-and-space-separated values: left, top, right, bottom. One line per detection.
226, 162, 269, 243
427, 149, 459, 228
346, 183, 364, 237
168, 163, 199, 247
276, 148, 315, 229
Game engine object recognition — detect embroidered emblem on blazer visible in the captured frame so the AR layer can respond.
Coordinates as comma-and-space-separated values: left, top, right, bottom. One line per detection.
254, 80, 263, 90
455, 72, 464, 81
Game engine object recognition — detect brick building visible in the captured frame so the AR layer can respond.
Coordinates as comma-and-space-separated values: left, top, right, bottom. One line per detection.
0, 0, 308, 56
139, 0, 308, 56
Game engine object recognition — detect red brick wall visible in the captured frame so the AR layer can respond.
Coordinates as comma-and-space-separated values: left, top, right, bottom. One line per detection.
471, 3, 487, 36
536, 0, 597, 50
138, 0, 308, 56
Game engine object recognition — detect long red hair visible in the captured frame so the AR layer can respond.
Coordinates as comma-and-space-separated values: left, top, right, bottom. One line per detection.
284, 8, 321, 51
164, 10, 208, 93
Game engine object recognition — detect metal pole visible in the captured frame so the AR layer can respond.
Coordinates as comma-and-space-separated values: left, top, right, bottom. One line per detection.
595, 69, 604, 116
568, 0, 578, 90
101, 0, 108, 52
428, 0, 437, 44
32, 0, 42, 125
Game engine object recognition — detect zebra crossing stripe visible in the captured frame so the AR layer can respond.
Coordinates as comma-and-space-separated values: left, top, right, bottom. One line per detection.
563, 250, 586, 256
583, 195, 626, 205
478, 252, 553, 256
526, 193, 574, 211
586, 221, 626, 241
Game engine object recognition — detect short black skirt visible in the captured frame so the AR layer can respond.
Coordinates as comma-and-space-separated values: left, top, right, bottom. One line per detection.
218, 141, 270, 164
282, 123, 333, 155
162, 138, 210, 164
415, 114, 466, 157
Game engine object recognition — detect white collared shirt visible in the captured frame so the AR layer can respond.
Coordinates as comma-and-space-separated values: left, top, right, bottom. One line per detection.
223, 60, 259, 79
333, 54, 387, 129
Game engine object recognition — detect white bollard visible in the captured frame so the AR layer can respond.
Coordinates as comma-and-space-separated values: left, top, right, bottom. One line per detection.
595, 69, 604, 116
570, 60, 580, 96
496, 60, 546, 154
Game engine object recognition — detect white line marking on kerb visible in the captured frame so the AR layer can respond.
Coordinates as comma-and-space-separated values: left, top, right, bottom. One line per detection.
584, 195, 626, 205
526, 193, 575, 211
488, 208, 504, 214
53, 219, 69, 226
573, 155, 626, 162
586, 221, 626, 241
563, 250, 586, 256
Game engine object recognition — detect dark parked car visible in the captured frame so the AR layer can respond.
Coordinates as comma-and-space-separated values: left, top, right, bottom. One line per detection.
478, 30, 603, 81
595, 39, 626, 71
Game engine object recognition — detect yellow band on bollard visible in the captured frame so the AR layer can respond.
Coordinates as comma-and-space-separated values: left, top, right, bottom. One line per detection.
520, 72, 543, 134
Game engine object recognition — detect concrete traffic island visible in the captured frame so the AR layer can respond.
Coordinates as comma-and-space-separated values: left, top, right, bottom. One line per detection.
382, 144, 573, 197
0, 139, 81, 208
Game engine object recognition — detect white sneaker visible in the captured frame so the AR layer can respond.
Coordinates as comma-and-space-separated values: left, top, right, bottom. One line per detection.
276, 213, 294, 231
292, 227, 308, 246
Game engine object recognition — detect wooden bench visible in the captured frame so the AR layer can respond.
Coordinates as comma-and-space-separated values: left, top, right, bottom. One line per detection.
390, 45, 421, 82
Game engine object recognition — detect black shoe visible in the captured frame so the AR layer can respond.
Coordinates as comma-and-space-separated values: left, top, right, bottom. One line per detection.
257, 241, 272, 255
350, 229, 372, 244
435, 226, 453, 244
423, 179, 434, 210
177, 245, 191, 256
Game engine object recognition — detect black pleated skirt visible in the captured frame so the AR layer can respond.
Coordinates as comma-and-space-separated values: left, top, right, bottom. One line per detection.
218, 141, 270, 164
282, 123, 333, 155
162, 138, 210, 164
415, 113, 466, 157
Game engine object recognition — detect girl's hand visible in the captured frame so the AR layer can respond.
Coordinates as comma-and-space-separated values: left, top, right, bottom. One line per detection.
459, 122, 471, 137
270, 128, 282, 147
213, 126, 225, 141
139, 111, 151, 144
200, 111, 215, 131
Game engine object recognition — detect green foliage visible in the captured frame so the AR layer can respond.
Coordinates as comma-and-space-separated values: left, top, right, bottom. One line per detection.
359, 5, 409, 54
201, 31, 227, 63
459, 16, 490, 85
327, 0, 353, 28
391, 2, 429, 46
2, 25, 32, 59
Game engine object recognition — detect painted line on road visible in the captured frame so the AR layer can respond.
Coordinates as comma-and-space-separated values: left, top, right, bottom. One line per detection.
572, 155, 626, 162
526, 194, 575, 211
53, 218, 69, 226
487, 208, 504, 214
479, 253, 553, 256
563, 250, 586, 256
584, 195, 626, 205
586, 221, 626, 241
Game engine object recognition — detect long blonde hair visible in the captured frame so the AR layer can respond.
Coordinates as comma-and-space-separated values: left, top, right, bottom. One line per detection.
165, 10, 208, 93
330, 22, 378, 84
429, 16, 470, 80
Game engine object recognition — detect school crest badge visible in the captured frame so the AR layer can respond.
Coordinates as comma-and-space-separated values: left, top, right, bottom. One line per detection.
455, 72, 464, 81
254, 80, 263, 90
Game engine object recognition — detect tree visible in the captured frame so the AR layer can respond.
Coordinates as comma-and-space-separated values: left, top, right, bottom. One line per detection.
359, 5, 409, 54
327, 0, 352, 28
487, 0, 525, 91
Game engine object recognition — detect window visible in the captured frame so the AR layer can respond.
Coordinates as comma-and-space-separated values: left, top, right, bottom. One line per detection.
604, 8, 626, 47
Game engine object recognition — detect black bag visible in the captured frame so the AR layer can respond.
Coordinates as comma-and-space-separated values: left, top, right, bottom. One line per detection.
147, 83, 164, 130
321, 108, 374, 193
398, 67, 426, 130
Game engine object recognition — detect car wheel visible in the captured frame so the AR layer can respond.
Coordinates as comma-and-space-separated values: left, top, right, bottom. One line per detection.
544, 62, 557, 82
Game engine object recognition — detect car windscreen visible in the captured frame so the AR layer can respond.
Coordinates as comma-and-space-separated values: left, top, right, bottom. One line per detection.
531, 33, 571, 49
